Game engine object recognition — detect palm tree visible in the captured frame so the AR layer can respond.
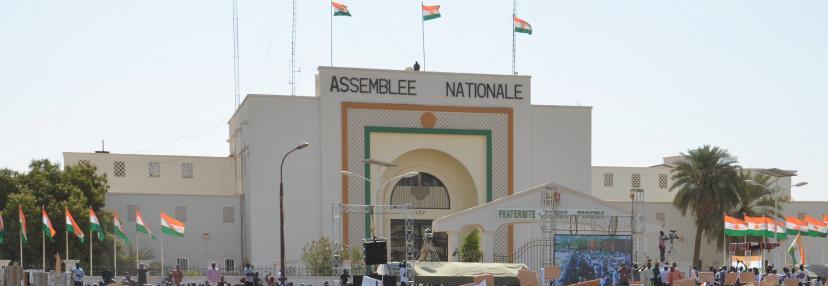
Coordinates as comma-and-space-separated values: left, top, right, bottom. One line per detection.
670, 145, 740, 267
703, 171, 781, 251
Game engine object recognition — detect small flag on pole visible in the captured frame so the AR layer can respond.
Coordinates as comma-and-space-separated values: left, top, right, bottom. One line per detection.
65, 208, 85, 243
89, 207, 104, 241
42, 208, 56, 240
724, 214, 748, 237
332, 1, 351, 16
0, 211, 5, 244
135, 210, 156, 240
514, 16, 532, 35
422, 4, 441, 21
113, 211, 129, 244
786, 216, 808, 235
19, 206, 27, 243
803, 215, 827, 237
787, 233, 805, 265
160, 212, 185, 237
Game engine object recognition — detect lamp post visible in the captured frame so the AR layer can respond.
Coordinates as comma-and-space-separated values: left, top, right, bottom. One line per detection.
745, 179, 807, 268
279, 141, 309, 283
339, 170, 420, 238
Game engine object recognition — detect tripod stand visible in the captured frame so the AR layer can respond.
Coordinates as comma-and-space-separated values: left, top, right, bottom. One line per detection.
666, 239, 679, 262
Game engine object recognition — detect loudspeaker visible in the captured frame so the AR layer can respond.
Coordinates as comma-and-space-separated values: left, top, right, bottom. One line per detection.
364, 238, 388, 265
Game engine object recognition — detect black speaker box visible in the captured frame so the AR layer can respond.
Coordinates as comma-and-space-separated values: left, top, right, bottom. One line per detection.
363, 239, 388, 265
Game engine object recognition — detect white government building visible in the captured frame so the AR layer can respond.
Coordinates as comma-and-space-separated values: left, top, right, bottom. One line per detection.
64, 66, 812, 273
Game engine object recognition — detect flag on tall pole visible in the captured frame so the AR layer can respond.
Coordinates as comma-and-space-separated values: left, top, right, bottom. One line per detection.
113, 211, 129, 243
42, 208, 56, 240
0, 211, 5, 244
421, 3, 441, 71
745, 215, 773, 238
513, 16, 532, 35
160, 212, 185, 237
724, 214, 748, 237
19, 206, 28, 243
421, 4, 441, 20
332, 1, 351, 16
65, 208, 85, 244
775, 220, 787, 240
803, 215, 827, 237
90, 207, 104, 241
786, 216, 808, 235
788, 233, 805, 265
135, 210, 156, 240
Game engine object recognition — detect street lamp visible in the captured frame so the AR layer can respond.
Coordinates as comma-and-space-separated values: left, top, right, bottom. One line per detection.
744, 179, 806, 267
339, 170, 420, 237
279, 141, 309, 283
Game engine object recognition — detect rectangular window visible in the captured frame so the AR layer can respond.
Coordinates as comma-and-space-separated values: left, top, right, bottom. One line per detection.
223, 207, 235, 223
114, 161, 126, 177
603, 173, 614, 187
176, 257, 189, 270
181, 162, 194, 179
175, 206, 188, 222
659, 174, 669, 189
631, 173, 641, 188
149, 162, 161, 178
127, 205, 139, 222
224, 258, 236, 272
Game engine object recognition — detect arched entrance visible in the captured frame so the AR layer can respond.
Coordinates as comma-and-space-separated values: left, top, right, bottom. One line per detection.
378, 148, 479, 261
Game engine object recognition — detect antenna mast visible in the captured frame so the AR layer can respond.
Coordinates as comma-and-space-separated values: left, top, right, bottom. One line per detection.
233, 0, 241, 107
289, 0, 299, 96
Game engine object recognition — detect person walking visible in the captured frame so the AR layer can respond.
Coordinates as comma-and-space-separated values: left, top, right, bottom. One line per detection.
137, 263, 148, 286
207, 262, 221, 286
172, 265, 184, 286
72, 263, 86, 286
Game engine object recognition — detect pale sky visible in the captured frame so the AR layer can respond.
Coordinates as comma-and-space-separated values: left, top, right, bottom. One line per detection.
1, 1, 825, 200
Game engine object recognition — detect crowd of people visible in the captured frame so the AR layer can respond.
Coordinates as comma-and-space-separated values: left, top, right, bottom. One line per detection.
557, 249, 633, 286
635, 259, 827, 286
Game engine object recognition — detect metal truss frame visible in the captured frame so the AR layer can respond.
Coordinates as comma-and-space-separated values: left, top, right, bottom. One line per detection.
331, 203, 415, 275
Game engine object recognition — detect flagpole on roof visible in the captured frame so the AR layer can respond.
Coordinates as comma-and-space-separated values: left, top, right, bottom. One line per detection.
421, 2, 426, 71
330, 0, 333, 66
511, 0, 516, 75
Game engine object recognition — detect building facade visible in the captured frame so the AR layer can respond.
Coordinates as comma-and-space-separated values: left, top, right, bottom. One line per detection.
62, 66, 810, 272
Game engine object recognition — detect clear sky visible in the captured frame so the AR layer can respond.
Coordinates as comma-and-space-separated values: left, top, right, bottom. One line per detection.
1, 1, 825, 200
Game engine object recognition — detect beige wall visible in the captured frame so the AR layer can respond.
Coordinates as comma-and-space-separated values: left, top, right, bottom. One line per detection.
63, 152, 236, 195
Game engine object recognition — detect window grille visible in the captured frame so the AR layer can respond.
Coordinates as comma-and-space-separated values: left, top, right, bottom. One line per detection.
631, 173, 641, 188
223, 207, 235, 223
603, 173, 614, 187
148, 162, 160, 178
659, 174, 669, 189
182, 162, 194, 179
114, 161, 126, 177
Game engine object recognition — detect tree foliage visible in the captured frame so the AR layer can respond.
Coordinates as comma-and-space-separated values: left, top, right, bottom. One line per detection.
703, 171, 780, 249
459, 230, 482, 262
301, 237, 334, 276
0, 159, 114, 271
669, 145, 740, 268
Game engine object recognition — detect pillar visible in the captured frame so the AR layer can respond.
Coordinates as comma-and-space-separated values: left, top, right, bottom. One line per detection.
483, 231, 495, 263
446, 231, 459, 262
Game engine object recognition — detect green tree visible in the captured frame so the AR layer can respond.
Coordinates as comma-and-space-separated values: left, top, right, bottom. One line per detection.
669, 145, 740, 267
301, 237, 334, 276
459, 230, 482, 262
0, 159, 111, 271
701, 171, 780, 250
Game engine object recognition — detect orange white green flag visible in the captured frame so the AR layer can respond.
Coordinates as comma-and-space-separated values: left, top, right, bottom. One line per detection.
42, 208, 56, 240
332, 1, 351, 17
160, 212, 185, 237
422, 4, 441, 21
803, 215, 827, 237
724, 214, 748, 237
89, 207, 104, 241
113, 211, 129, 243
135, 210, 156, 240
775, 220, 787, 239
786, 216, 808, 235
514, 16, 532, 35
18, 206, 27, 243
0, 210, 5, 244
65, 208, 85, 243
788, 233, 806, 265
